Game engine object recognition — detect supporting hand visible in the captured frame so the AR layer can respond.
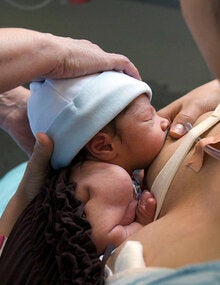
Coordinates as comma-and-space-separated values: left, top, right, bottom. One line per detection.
158, 80, 220, 138
0, 133, 53, 237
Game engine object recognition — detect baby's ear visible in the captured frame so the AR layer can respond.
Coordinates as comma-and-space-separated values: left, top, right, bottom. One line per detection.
85, 132, 115, 161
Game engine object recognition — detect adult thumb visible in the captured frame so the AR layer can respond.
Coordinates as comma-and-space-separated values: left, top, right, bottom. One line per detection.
30, 132, 53, 169
20, 132, 54, 201
169, 112, 195, 139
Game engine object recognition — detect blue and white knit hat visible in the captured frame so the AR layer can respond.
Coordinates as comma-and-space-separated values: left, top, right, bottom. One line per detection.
28, 71, 152, 169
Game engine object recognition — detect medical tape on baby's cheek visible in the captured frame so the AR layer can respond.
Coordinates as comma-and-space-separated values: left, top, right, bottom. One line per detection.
186, 134, 220, 172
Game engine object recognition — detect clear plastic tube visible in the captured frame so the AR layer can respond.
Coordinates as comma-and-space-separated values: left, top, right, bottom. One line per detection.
185, 122, 220, 160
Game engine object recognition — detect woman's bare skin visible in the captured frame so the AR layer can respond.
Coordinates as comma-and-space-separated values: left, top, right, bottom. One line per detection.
109, 111, 220, 269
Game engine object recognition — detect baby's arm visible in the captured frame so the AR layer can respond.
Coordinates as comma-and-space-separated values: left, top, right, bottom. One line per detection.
84, 165, 141, 253
109, 190, 157, 240
79, 164, 157, 254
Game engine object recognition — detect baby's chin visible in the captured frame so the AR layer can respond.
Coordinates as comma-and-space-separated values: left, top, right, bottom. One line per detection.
157, 131, 169, 155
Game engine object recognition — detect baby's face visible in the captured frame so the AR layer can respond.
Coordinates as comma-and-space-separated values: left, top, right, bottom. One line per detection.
115, 94, 169, 171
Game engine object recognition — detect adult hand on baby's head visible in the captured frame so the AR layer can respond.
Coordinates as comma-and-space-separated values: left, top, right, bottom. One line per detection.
136, 191, 156, 225
45, 36, 141, 80
0, 28, 141, 92
158, 80, 220, 139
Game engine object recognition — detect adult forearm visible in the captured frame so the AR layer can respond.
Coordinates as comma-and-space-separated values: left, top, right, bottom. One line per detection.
0, 86, 35, 155
0, 28, 140, 93
0, 192, 28, 237
0, 132, 53, 237
0, 28, 59, 92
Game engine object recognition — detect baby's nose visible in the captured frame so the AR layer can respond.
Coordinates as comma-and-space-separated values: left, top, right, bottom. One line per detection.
161, 117, 170, 131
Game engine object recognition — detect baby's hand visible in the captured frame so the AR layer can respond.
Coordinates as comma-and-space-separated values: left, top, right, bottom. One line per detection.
135, 191, 156, 225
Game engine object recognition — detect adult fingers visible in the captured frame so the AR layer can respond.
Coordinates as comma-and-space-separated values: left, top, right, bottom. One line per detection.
169, 112, 195, 138
158, 100, 200, 139
107, 53, 141, 80
29, 132, 53, 169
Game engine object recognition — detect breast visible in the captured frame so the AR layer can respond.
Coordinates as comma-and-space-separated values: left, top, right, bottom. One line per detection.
145, 134, 182, 189
146, 111, 220, 219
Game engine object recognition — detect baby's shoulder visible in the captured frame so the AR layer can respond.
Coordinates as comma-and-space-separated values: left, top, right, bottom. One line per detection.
86, 162, 132, 186
97, 162, 131, 180
71, 161, 133, 191
73, 162, 134, 198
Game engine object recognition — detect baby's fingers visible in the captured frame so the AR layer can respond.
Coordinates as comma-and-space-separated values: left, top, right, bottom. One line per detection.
136, 191, 156, 225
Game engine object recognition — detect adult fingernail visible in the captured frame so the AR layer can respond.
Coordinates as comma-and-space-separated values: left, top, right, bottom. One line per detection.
172, 124, 185, 135
36, 133, 43, 145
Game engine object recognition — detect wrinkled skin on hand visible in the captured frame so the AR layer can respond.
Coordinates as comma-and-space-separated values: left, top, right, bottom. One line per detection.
45, 37, 141, 80
0, 87, 35, 156
0, 28, 140, 92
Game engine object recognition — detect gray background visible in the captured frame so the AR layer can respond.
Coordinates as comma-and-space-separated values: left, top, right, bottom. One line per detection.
0, 0, 212, 178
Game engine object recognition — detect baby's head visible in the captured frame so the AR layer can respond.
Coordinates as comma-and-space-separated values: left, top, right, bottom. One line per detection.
91, 94, 169, 173
28, 71, 153, 169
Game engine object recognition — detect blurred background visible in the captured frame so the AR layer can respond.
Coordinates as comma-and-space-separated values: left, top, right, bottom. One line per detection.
0, 0, 212, 177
